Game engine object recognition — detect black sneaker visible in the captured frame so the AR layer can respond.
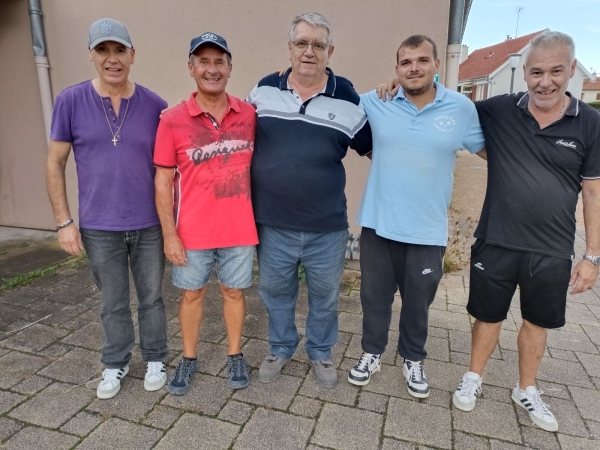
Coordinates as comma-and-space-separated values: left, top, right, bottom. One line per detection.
168, 358, 197, 395
227, 354, 250, 389
348, 352, 381, 386
403, 359, 430, 398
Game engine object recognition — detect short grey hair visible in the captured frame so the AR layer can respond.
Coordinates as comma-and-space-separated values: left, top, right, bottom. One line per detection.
288, 12, 333, 46
526, 30, 575, 65
189, 49, 231, 65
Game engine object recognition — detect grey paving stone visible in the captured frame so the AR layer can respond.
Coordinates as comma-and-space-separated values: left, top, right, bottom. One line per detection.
451, 350, 472, 365
385, 398, 451, 449
234, 408, 314, 450
218, 400, 254, 424
447, 291, 469, 306
482, 358, 520, 388
522, 426, 560, 450
61, 322, 103, 350
155, 413, 239, 450
311, 403, 383, 450
422, 388, 452, 409
196, 341, 228, 375
498, 329, 519, 352
0, 324, 69, 353
289, 395, 322, 418
358, 391, 388, 413
161, 373, 232, 415
240, 338, 269, 369
0, 391, 25, 414
489, 441, 529, 450
577, 352, 600, 377
338, 312, 363, 334
583, 325, 600, 346
345, 333, 396, 366
58, 270, 96, 287
0, 287, 49, 306
566, 305, 600, 327
38, 342, 73, 359
481, 384, 512, 404
9, 382, 94, 428
426, 335, 450, 362
453, 398, 521, 443
547, 329, 597, 354
338, 295, 363, 314
556, 434, 600, 450
41, 300, 96, 327
549, 348, 579, 361
428, 326, 449, 339
586, 420, 600, 439
233, 370, 301, 409
60, 411, 103, 436
299, 369, 359, 405
421, 360, 469, 393
77, 418, 162, 450
428, 309, 471, 332
39, 347, 102, 384
42, 284, 98, 305
4, 426, 79, 450
515, 397, 589, 437
569, 386, 600, 421
537, 357, 594, 388
439, 275, 465, 292
242, 314, 269, 339
362, 364, 411, 399
0, 418, 22, 442
282, 360, 310, 377
142, 405, 181, 429
0, 351, 49, 389
538, 380, 571, 399
87, 377, 164, 421
380, 439, 416, 450
453, 431, 490, 449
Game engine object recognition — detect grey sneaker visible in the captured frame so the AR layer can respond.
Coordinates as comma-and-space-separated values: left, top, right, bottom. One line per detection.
227, 354, 250, 389
310, 359, 337, 388
168, 358, 197, 395
258, 354, 290, 383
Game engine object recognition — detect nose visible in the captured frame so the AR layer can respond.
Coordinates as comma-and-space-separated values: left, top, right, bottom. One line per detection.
303, 44, 316, 57
539, 72, 553, 87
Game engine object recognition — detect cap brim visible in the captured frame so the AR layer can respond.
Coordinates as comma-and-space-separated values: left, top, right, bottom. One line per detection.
189, 41, 231, 57
89, 37, 133, 50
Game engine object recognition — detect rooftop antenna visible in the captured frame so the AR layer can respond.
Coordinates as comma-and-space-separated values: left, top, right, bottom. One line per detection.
515, 6, 524, 38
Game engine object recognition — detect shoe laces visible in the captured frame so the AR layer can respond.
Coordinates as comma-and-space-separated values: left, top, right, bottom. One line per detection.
355, 353, 377, 372
101, 367, 122, 383
146, 361, 164, 377
528, 389, 553, 417
457, 377, 482, 398
407, 361, 425, 382
265, 354, 278, 364
228, 355, 248, 377
174, 359, 194, 382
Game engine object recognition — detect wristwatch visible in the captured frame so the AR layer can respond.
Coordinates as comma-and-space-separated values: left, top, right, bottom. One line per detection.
583, 254, 600, 266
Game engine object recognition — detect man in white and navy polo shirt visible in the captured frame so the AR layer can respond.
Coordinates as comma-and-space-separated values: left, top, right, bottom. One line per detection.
247, 12, 372, 389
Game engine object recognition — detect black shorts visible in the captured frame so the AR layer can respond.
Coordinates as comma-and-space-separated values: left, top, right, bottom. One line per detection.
467, 239, 572, 329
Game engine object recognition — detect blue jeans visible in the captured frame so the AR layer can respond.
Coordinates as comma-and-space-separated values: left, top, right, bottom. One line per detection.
257, 225, 348, 361
81, 225, 168, 368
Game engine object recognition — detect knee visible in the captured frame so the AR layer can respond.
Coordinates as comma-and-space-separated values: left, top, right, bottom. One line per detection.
221, 286, 245, 302
181, 289, 205, 305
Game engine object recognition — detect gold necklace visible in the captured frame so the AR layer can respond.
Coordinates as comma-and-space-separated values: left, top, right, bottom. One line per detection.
100, 88, 131, 146
527, 94, 566, 122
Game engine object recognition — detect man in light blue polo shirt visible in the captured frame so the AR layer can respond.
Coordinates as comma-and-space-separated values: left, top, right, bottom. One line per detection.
347, 35, 485, 398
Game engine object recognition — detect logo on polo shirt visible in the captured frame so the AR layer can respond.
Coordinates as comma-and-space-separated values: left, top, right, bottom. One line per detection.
201, 33, 218, 42
556, 139, 577, 150
329, 113, 336, 120
434, 114, 456, 132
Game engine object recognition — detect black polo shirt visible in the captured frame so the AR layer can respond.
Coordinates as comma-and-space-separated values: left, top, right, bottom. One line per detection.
474, 92, 600, 259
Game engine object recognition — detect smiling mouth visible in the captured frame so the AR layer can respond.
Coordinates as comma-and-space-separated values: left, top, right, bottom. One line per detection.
536, 89, 557, 95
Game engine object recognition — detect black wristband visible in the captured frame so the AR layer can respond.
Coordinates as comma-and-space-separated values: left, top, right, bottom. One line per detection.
56, 219, 74, 231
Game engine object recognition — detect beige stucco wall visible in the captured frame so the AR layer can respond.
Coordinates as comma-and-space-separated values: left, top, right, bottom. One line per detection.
3, 0, 451, 234
582, 90, 600, 102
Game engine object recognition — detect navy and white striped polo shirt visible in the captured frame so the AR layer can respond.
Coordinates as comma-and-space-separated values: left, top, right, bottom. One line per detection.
247, 68, 372, 232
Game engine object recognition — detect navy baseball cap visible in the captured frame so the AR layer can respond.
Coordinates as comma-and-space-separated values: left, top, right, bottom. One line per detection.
189, 32, 231, 58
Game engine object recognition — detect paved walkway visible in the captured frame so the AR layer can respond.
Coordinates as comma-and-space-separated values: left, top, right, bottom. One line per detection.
0, 232, 599, 449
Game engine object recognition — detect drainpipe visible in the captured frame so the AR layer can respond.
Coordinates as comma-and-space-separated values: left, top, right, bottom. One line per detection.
28, 0, 53, 145
445, 0, 466, 91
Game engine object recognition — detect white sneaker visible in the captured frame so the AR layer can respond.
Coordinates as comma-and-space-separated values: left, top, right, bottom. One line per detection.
453, 371, 482, 411
97, 365, 129, 399
403, 359, 430, 398
512, 384, 558, 432
144, 361, 167, 391
348, 352, 381, 386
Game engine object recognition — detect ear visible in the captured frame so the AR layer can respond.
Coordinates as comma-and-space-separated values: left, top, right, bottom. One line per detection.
570, 58, 577, 79
89, 50, 94, 61
130, 48, 136, 63
327, 45, 335, 59
188, 60, 194, 77
434, 58, 440, 73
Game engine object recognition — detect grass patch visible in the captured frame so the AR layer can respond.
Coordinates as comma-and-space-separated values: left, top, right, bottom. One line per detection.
298, 264, 307, 284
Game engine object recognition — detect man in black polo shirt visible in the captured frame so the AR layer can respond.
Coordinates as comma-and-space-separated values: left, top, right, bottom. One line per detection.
452, 31, 600, 432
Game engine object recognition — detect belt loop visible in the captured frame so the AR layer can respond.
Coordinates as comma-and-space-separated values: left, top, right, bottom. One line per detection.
529, 253, 534, 278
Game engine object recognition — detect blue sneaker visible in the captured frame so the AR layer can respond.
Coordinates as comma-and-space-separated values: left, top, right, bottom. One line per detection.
227, 354, 250, 389
168, 358, 197, 395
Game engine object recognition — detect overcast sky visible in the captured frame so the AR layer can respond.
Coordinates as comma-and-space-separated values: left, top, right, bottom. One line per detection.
463, 0, 600, 75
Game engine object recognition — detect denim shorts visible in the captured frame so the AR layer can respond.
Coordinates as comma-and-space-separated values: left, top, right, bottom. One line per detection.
172, 246, 255, 290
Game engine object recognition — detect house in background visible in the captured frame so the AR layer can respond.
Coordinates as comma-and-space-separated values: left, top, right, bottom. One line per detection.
582, 78, 600, 102
458, 30, 595, 101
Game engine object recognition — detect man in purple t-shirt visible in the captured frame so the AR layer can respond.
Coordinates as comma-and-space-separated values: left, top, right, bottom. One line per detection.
46, 18, 169, 400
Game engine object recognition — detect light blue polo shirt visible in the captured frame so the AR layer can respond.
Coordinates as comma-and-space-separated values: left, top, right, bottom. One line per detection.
357, 83, 485, 246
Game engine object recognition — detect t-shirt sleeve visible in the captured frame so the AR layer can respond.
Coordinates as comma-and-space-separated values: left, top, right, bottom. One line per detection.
462, 107, 486, 154
350, 102, 373, 156
153, 118, 177, 169
50, 91, 73, 143
245, 85, 259, 107
581, 119, 600, 179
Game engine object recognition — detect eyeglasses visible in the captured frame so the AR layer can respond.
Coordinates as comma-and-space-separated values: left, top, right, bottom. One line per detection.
291, 40, 328, 53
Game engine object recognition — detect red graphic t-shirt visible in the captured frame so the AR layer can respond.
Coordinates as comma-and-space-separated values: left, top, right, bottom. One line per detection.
154, 92, 258, 250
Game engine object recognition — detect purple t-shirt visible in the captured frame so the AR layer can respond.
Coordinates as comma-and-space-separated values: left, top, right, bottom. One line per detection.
50, 81, 167, 231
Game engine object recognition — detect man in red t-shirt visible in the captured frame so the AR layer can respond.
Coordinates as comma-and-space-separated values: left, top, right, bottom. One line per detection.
154, 33, 257, 394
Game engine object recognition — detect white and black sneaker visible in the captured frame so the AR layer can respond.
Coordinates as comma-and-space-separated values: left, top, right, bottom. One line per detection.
512, 384, 558, 432
97, 365, 129, 399
453, 371, 483, 411
144, 361, 167, 391
348, 352, 381, 386
403, 359, 430, 398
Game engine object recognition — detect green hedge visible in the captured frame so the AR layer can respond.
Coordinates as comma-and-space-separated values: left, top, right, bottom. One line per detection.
587, 101, 600, 110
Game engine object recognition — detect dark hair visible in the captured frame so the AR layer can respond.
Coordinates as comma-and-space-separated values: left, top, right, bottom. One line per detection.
396, 35, 438, 64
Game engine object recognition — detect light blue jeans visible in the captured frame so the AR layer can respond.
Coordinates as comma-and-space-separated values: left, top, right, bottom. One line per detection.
257, 225, 348, 361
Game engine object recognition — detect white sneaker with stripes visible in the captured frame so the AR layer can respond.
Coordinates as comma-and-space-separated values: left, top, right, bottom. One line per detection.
512, 383, 558, 432
97, 365, 129, 399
